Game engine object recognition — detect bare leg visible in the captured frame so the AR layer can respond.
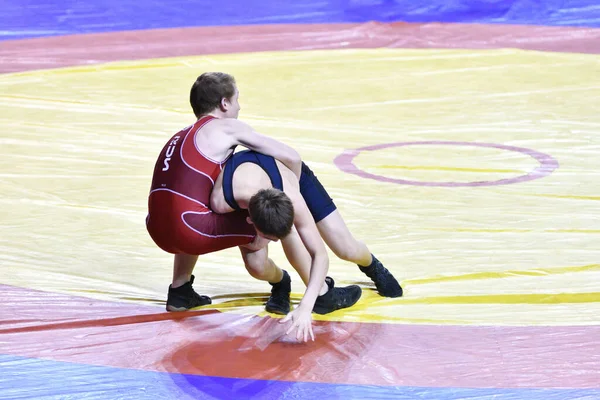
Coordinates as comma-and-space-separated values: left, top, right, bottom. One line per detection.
172, 254, 199, 288
240, 245, 294, 314
316, 210, 402, 297
316, 210, 372, 266
239, 245, 283, 283
167, 254, 211, 312
282, 226, 362, 313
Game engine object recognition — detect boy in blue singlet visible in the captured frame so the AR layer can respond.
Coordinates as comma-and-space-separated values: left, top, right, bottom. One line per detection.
210, 150, 403, 340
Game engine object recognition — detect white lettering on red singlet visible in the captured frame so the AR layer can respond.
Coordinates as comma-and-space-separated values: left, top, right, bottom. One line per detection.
162, 136, 181, 171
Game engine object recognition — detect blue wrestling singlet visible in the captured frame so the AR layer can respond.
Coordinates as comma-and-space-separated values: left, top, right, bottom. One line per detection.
223, 150, 337, 222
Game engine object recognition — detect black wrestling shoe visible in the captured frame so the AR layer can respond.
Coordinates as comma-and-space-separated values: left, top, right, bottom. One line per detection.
359, 254, 403, 298
312, 278, 362, 315
166, 275, 212, 312
265, 270, 291, 315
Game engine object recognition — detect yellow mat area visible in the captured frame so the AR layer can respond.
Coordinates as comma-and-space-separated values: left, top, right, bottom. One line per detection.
1, 48, 599, 325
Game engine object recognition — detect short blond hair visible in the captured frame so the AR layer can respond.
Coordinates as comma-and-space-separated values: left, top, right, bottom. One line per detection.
190, 72, 236, 117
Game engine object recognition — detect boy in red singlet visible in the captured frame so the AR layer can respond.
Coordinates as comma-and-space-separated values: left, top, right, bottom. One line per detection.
147, 72, 304, 312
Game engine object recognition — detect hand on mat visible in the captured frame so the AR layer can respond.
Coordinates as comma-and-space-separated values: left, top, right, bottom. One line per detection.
280, 303, 314, 342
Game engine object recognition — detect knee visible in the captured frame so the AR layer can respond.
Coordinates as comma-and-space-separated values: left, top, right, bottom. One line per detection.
244, 256, 271, 281
331, 240, 368, 264
332, 246, 358, 263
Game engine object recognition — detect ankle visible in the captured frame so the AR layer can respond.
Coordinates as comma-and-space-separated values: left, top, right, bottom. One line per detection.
172, 277, 191, 289
358, 254, 378, 270
319, 281, 329, 296
269, 269, 289, 286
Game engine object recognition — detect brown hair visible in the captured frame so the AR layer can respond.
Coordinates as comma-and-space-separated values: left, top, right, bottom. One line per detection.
190, 72, 236, 118
248, 189, 294, 238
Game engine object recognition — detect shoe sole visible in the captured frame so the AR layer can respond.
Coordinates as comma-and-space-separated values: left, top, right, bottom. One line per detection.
166, 303, 211, 312
265, 303, 290, 315
166, 305, 189, 312
379, 290, 403, 298
312, 288, 362, 315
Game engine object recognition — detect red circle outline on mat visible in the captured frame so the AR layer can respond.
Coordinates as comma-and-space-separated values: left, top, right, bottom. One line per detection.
333, 140, 559, 186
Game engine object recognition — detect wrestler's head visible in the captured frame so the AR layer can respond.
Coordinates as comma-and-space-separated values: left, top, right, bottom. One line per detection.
190, 72, 240, 119
247, 188, 294, 240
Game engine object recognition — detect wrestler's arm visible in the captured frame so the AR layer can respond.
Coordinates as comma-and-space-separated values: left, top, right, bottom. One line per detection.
219, 118, 302, 179
280, 187, 329, 342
